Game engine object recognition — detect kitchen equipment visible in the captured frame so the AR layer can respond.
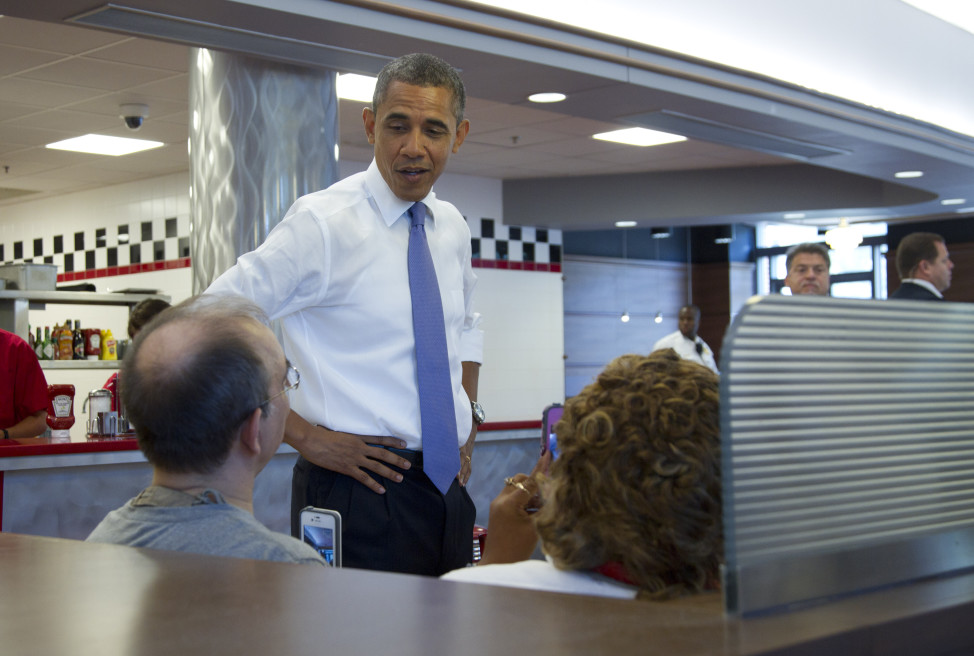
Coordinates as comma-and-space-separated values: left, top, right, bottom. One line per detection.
83, 388, 120, 440
0, 263, 57, 291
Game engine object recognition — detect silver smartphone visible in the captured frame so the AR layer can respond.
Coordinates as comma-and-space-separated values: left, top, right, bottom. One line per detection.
300, 506, 342, 567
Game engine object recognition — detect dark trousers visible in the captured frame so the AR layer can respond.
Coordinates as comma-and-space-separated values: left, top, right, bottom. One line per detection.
291, 454, 476, 576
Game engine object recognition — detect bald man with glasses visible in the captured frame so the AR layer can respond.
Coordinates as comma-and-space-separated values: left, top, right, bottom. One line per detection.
88, 295, 323, 566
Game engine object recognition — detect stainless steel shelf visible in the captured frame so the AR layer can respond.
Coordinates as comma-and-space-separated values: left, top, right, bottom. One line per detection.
40, 361, 120, 370
0, 290, 168, 305
0, 290, 170, 340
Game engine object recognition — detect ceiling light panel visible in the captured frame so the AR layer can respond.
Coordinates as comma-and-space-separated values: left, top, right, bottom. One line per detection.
593, 127, 686, 147
46, 134, 164, 156
337, 74, 376, 102
528, 92, 566, 103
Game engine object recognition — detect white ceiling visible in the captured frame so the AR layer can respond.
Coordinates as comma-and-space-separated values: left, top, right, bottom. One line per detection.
0, 1, 972, 232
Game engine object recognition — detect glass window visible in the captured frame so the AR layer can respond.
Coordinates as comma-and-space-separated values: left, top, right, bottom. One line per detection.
829, 245, 872, 275
831, 280, 873, 299
757, 223, 819, 248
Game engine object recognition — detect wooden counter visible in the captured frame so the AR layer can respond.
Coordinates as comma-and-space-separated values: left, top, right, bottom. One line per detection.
3, 532, 974, 655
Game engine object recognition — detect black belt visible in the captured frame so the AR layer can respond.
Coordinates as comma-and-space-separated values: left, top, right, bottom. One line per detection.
377, 446, 423, 469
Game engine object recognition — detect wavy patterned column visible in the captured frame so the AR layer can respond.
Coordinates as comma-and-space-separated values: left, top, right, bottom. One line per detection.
189, 48, 339, 293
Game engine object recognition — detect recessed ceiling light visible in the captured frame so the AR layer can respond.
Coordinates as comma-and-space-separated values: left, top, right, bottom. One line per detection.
615, 220, 637, 228
783, 212, 805, 219
46, 134, 163, 156
593, 127, 686, 147
337, 73, 376, 102
941, 198, 966, 205
528, 92, 566, 103
894, 170, 924, 178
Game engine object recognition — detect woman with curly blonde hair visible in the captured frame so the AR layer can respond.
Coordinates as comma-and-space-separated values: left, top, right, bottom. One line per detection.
443, 350, 722, 600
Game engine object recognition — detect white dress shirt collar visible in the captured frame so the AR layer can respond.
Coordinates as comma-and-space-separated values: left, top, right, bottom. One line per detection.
900, 278, 943, 298
364, 160, 437, 227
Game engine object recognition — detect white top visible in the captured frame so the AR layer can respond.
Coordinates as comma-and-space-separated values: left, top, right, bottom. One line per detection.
652, 330, 719, 374
207, 161, 483, 449
441, 558, 638, 599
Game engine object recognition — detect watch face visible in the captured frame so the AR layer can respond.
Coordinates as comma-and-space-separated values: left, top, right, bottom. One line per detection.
471, 401, 486, 424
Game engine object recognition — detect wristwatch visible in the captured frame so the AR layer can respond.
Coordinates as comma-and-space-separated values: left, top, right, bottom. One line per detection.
470, 401, 486, 425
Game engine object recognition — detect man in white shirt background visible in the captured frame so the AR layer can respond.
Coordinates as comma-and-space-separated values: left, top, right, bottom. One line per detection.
651, 305, 719, 374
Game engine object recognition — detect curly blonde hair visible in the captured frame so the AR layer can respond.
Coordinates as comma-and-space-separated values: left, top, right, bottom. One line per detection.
534, 350, 722, 600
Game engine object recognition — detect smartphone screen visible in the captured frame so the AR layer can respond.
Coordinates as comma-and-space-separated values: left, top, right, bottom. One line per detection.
300, 507, 342, 567
541, 404, 564, 460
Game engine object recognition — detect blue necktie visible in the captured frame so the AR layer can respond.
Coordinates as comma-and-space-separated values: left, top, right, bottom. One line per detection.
408, 203, 460, 495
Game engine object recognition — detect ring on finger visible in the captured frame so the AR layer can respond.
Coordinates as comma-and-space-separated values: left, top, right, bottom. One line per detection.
504, 477, 531, 495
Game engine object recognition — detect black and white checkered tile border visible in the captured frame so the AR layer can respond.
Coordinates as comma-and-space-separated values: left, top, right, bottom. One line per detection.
1, 216, 563, 277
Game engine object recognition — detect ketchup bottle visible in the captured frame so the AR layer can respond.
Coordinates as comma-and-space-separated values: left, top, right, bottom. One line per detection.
47, 384, 76, 442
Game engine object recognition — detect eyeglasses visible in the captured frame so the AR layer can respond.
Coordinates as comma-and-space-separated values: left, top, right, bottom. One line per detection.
261, 361, 300, 407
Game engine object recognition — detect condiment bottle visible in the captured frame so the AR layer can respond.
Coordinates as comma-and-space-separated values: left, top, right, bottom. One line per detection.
73, 320, 85, 360
41, 326, 54, 360
85, 328, 101, 360
47, 384, 76, 442
58, 321, 74, 360
101, 329, 118, 360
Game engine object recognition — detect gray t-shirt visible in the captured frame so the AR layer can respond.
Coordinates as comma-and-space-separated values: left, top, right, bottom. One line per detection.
87, 486, 324, 566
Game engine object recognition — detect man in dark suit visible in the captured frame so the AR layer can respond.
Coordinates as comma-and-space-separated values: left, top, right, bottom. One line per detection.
889, 232, 953, 301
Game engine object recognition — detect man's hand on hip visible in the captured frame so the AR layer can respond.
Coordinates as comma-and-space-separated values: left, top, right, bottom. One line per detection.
285, 411, 410, 494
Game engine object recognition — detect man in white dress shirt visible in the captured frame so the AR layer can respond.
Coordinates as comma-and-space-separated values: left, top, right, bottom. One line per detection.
206, 53, 484, 575
651, 305, 719, 374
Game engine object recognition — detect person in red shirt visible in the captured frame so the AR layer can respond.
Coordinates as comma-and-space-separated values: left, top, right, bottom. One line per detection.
1, 328, 48, 439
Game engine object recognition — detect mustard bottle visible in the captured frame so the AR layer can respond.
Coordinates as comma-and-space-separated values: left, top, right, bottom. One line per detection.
101, 329, 118, 360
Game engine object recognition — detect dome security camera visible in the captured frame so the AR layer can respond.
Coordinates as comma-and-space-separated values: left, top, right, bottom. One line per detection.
119, 103, 150, 131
